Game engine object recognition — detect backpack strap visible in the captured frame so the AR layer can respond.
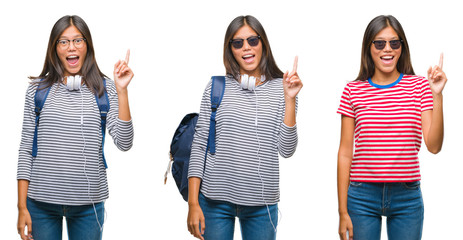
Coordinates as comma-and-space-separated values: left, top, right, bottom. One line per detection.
207, 76, 225, 154
32, 79, 110, 168
94, 78, 110, 168
32, 81, 51, 157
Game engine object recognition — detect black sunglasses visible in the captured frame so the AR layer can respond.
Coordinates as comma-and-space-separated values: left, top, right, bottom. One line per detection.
372, 40, 403, 50
230, 36, 261, 49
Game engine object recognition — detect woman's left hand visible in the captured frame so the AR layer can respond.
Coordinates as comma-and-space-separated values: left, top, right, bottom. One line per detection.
283, 56, 303, 99
114, 49, 134, 91
427, 53, 447, 95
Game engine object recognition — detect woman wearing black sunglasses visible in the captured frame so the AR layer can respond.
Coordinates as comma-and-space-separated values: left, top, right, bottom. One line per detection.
187, 15, 302, 240
337, 15, 446, 240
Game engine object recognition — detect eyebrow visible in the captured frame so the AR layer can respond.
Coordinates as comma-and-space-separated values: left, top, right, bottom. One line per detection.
58, 34, 84, 40
232, 35, 259, 40
374, 36, 400, 40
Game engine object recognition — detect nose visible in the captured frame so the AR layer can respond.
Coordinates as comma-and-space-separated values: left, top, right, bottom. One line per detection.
383, 41, 393, 52
242, 39, 251, 51
68, 41, 77, 51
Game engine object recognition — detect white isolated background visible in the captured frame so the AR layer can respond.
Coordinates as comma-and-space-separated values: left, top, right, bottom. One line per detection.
1, 0, 461, 239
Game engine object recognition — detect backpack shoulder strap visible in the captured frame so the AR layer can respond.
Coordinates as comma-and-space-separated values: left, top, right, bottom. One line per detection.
32, 80, 51, 157
207, 76, 225, 154
94, 78, 110, 168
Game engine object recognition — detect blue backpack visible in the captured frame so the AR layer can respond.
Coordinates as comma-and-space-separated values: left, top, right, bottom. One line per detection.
33, 79, 110, 168
165, 76, 225, 202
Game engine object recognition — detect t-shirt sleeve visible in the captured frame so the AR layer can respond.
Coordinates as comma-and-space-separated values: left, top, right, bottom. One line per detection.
337, 84, 355, 118
420, 77, 433, 112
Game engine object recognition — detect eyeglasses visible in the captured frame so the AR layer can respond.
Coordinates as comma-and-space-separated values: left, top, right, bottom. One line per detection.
372, 40, 403, 50
230, 36, 261, 49
56, 38, 86, 49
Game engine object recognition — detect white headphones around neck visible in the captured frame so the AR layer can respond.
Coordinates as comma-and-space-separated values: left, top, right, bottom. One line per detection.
65, 75, 82, 91
240, 74, 266, 91
240, 74, 257, 91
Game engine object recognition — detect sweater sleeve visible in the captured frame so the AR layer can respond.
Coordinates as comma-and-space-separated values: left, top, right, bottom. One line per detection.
188, 80, 212, 179
278, 95, 298, 158
105, 79, 134, 151
17, 83, 38, 181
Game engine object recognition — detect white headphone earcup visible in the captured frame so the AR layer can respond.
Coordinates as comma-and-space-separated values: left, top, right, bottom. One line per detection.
74, 75, 81, 90
241, 74, 249, 90
66, 76, 75, 90
66, 75, 81, 91
240, 74, 256, 91
248, 76, 256, 91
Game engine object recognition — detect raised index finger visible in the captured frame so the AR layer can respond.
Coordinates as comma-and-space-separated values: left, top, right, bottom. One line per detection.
292, 56, 298, 74
439, 53, 443, 69
125, 49, 130, 64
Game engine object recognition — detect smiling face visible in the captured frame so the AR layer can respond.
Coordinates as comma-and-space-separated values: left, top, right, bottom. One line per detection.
56, 25, 87, 76
231, 25, 262, 77
370, 26, 401, 77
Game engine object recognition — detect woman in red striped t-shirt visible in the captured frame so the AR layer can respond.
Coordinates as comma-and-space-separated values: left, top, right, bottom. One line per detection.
337, 15, 446, 240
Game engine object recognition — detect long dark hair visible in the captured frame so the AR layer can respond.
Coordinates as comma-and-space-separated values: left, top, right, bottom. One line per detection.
356, 15, 414, 81
31, 15, 106, 96
223, 15, 283, 80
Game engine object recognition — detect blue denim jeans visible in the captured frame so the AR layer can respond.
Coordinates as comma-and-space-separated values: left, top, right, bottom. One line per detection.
198, 193, 278, 240
347, 181, 424, 240
27, 198, 104, 240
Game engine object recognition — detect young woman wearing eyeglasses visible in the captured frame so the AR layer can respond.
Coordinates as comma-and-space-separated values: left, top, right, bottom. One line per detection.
186, 15, 302, 240
16, 15, 134, 240
337, 15, 446, 240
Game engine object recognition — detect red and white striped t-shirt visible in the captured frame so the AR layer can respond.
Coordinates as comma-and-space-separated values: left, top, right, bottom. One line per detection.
337, 74, 433, 182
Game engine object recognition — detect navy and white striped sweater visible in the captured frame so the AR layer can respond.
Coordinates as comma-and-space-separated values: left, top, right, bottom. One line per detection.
17, 79, 133, 205
188, 76, 298, 206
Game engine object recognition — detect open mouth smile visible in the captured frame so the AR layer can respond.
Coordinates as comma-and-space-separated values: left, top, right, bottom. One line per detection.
243, 54, 255, 63
66, 55, 79, 65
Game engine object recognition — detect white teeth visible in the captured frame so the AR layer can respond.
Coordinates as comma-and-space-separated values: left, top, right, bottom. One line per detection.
67, 56, 78, 59
381, 56, 393, 60
243, 55, 253, 58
